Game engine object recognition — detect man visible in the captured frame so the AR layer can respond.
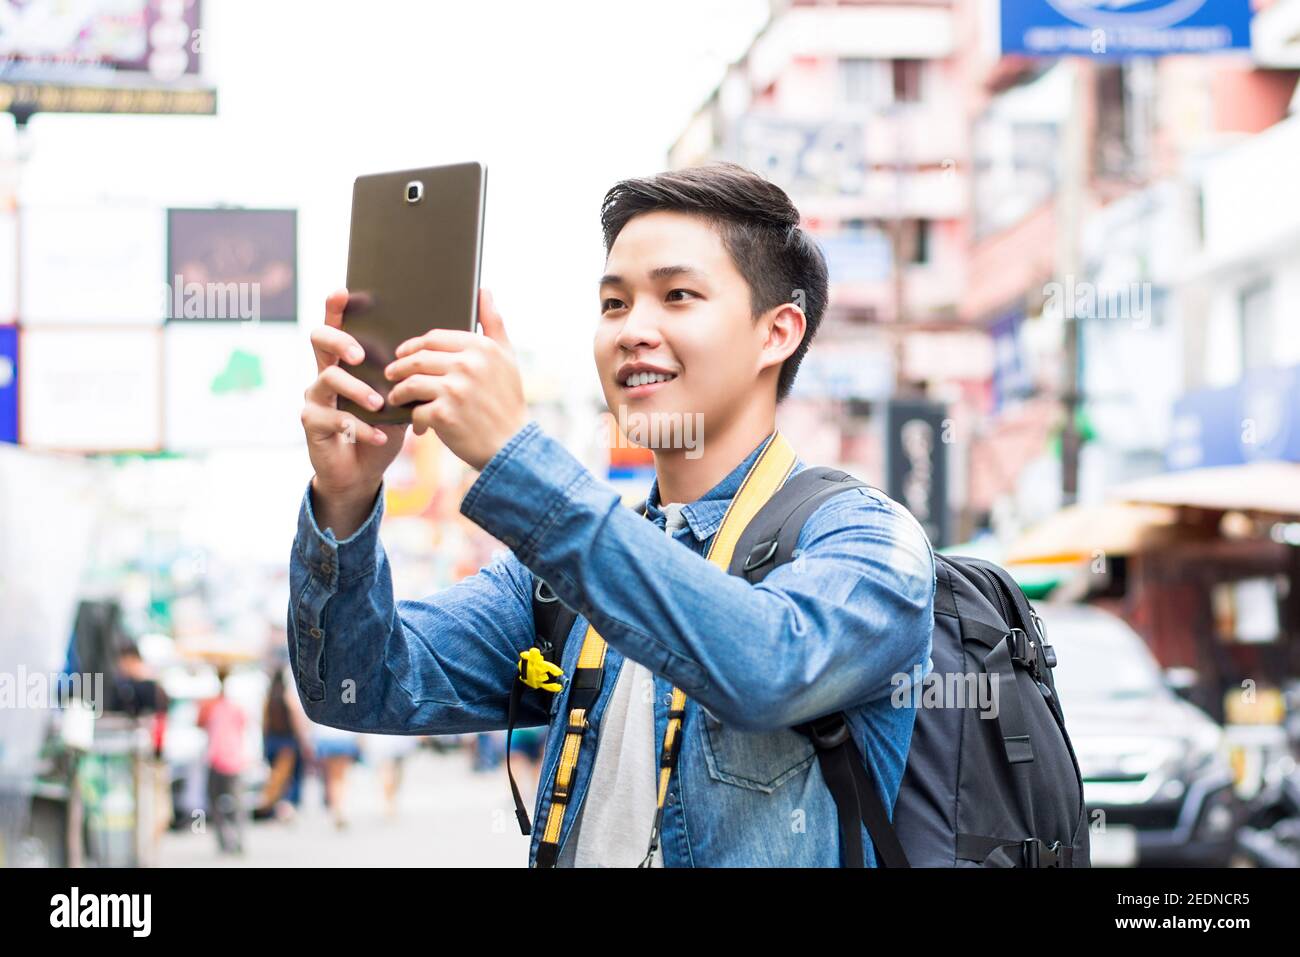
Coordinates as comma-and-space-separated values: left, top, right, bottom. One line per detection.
289, 162, 935, 866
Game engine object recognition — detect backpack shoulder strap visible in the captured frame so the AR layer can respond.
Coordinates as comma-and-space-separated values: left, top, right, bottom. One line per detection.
530, 576, 577, 664
729, 466, 868, 583
529, 499, 648, 660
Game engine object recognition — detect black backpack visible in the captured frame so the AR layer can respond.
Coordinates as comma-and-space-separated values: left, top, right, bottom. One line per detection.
515, 466, 1090, 867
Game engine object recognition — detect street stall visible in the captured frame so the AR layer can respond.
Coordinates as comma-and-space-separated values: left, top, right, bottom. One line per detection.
1106, 462, 1300, 799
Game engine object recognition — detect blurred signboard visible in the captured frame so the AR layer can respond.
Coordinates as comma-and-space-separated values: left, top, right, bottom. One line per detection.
1000, 0, 1253, 58
1167, 364, 1300, 470
0, 206, 14, 322
991, 308, 1031, 413
0, 0, 215, 117
19, 326, 162, 451
162, 323, 312, 450
729, 114, 866, 197
885, 399, 950, 548
20, 203, 164, 324
604, 411, 656, 482
0, 324, 15, 443
166, 209, 298, 322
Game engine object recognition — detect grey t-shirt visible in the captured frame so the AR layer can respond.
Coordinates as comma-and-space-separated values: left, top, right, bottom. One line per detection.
558, 502, 687, 867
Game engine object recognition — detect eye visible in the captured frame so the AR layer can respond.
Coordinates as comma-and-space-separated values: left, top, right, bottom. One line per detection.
601, 297, 626, 313
666, 288, 698, 302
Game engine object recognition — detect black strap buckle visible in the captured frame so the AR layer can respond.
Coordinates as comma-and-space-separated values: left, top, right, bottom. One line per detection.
801, 713, 850, 750
742, 539, 779, 573
1006, 628, 1040, 678
1028, 608, 1058, 670
1023, 839, 1064, 868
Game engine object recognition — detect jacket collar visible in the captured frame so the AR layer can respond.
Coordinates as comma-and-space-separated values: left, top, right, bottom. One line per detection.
642, 430, 778, 542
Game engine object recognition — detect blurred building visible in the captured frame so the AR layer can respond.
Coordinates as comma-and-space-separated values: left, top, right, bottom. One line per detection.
965, 0, 1300, 719
664, 0, 1300, 717
668, 0, 1300, 545
669, 0, 971, 545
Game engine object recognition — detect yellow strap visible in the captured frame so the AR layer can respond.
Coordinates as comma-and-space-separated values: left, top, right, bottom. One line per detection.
536, 431, 797, 860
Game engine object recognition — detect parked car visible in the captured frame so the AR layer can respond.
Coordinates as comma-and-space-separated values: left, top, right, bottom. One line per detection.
1033, 602, 1241, 867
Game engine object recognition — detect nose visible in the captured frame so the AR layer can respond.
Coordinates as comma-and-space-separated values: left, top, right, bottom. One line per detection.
614, 301, 664, 354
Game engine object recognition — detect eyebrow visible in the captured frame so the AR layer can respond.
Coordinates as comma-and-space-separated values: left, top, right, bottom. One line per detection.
599, 264, 706, 288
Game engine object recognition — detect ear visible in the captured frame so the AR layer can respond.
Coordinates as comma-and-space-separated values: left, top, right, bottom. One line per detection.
756, 302, 807, 375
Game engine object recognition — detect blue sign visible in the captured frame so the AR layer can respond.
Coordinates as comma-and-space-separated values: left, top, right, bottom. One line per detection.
990, 309, 1030, 414
0, 325, 15, 444
1001, 1, 1253, 57
1167, 365, 1300, 470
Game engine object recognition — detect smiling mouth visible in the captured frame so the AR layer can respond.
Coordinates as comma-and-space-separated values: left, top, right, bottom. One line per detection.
620, 372, 678, 398
620, 371, 678, 389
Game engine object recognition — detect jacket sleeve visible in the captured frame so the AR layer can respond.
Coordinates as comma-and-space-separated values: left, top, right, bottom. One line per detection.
287, 477, 550, 734
460, 422, 936, 732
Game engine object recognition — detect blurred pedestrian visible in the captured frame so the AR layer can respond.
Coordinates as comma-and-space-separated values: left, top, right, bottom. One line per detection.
362, 733, 420, 820
312, 723, 361, 829
196, 666, 247, 854
470, 731, 504, 771
255, 663, 314, 822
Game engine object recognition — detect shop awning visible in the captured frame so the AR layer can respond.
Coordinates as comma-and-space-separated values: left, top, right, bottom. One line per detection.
1005, 502, 1191, 565
1110, 461, 1300, 518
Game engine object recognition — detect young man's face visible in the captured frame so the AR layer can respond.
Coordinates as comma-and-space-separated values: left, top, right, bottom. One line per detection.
594, 210, 783, 443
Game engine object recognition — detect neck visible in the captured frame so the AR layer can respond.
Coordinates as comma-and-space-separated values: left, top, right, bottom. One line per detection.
653, 405, 776, 505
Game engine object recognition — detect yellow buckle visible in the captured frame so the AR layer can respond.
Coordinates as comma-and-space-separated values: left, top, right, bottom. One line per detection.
518, 647, 564, 692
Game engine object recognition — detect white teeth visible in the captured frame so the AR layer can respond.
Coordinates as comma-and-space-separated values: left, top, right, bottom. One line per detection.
626, 371, 675, 387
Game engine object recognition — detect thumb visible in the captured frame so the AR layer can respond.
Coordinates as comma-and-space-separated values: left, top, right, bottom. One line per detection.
477, 288, 511, 347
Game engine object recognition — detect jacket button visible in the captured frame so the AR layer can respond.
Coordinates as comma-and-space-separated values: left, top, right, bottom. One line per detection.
309, 627, 322, 639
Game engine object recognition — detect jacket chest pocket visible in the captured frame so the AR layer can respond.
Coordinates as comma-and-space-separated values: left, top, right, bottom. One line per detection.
699, 707, 816, 793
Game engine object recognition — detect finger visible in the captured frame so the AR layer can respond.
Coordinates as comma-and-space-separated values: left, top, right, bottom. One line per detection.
386, 373, 446, 408
394, 328, 475, 359
300, 403, 390, 446
324, 289, 349, 328
307, 365, 386, 411
383, 349, 456, 383
410, 398, 446, 438
311, 324, 365, 373
476, 288, 511, 347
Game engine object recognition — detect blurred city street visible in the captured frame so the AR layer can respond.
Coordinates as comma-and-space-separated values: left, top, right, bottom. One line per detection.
158, 747, 528, 868
1, 0, 1299, 877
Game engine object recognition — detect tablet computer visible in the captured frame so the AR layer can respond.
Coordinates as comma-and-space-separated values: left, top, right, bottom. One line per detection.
338, 160, 487, 425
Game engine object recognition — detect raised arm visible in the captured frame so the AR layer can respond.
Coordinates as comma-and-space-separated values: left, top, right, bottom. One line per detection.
287, 477, 548, 735
460, 423, 936, 732
291, 289, 547, 735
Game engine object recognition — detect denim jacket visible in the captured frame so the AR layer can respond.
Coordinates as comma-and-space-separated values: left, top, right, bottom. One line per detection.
287, 422, 936, 866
